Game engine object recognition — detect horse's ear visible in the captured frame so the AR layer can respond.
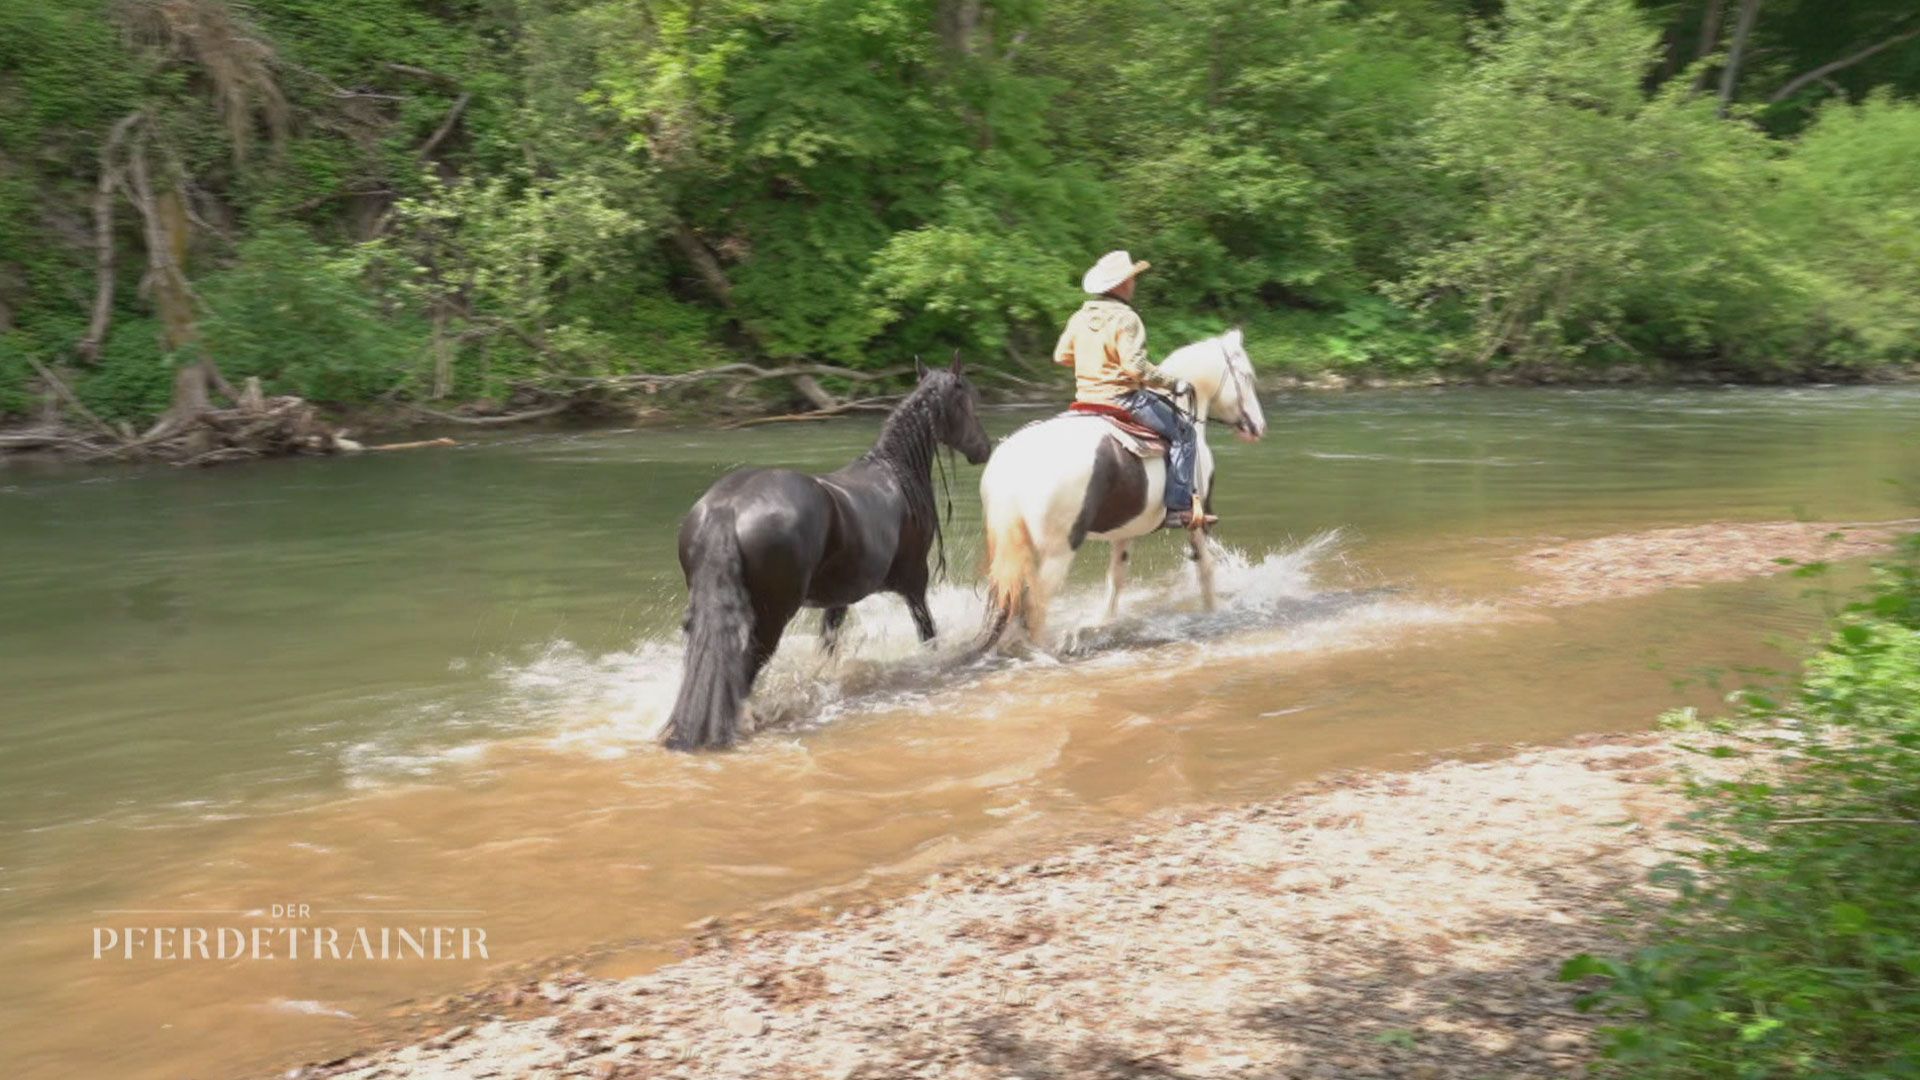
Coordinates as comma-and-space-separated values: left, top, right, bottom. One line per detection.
949, 349, 965, 375
915, 356, 930, 381
1228, 326, 1244, 348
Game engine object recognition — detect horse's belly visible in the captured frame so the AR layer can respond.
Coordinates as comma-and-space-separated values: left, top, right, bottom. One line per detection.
985, 418, 1166, 549
1087, 457, 1166, 541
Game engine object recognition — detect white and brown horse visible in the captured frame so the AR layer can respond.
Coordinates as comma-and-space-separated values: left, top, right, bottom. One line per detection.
978, 330, 1267, 649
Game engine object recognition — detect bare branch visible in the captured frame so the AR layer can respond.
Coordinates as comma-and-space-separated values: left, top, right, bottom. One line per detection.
404, 401, 573, 426
24, 355, 125, 442
418, 92, 472, 160
722, 397, 899, 428
573, 363, 912, 390
1769, 23, 1920, 103
383, 62, 458, 86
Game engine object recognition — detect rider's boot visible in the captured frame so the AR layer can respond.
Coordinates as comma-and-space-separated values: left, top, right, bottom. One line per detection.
1161, 507, 1219, 531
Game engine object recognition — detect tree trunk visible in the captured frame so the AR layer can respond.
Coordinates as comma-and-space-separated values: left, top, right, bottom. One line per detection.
431, 303, 454, 399
1717, 0, 1763, 114
126, 137, 224, 443
938, 0, 985, 56
77, 113, 143, 363
668, 222, 736, 308
1690, 0, 1726, 90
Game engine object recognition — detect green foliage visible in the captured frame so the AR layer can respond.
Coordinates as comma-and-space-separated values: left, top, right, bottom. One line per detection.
0, 336, 40, 418
1398, 0, 1783, 369
197, 225, 424, 403
1763, 95, 1920, 367
73, 318, 177, 423
1567, 536, 1920, 1078
4, 0, 1920, 429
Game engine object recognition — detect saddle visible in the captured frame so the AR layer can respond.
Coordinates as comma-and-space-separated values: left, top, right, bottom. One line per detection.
1063, 402, 1167, 458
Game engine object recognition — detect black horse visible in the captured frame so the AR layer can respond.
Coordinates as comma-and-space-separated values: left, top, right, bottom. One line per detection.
663, 355, 994, 751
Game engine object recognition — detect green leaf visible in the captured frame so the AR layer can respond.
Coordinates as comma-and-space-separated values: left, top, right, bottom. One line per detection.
1559, 954, 1620, 982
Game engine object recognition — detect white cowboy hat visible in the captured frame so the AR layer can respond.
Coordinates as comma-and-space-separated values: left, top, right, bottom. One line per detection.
1081, 250, 1151, 295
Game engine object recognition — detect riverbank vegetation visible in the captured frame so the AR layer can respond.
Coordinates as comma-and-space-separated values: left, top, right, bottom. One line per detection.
4, 0, 1919, 449
1569, 533, 1920, 1077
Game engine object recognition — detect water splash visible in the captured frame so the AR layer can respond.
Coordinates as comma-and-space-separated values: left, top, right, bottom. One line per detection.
341, 533, 1490, 779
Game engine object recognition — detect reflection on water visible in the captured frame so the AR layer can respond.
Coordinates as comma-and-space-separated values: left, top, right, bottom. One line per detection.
1, 386, 1917, 1078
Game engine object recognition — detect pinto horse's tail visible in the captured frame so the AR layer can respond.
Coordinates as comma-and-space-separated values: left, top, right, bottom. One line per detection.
979, 486, 1034, 652
664, 508, 755, 751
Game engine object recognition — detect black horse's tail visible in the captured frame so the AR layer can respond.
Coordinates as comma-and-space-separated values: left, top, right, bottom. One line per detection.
664, 508, 754, 751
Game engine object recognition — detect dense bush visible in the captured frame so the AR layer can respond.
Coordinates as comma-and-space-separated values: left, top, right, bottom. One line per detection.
1565, 535, 1920, 1078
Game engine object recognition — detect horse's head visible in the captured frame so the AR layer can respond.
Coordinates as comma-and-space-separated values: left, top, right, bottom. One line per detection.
1162, 328, 1267, 442
916, 353, 994, 464
1213, 328, 1267, 442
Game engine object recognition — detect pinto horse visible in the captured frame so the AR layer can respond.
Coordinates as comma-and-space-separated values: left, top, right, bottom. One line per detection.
977, 330, 1266, 650
664, 356, 993, 751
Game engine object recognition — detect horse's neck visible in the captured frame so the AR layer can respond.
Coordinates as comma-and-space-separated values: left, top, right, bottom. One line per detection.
868, 401, 935, 481
1160, 342, 1223, 422
864, 396, 938, 527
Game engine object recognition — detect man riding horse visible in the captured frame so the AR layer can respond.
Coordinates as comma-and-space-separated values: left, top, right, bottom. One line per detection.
1054, 250, 1217, 532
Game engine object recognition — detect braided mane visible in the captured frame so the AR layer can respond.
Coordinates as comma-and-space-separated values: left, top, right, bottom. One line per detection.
863, 374, 952, 578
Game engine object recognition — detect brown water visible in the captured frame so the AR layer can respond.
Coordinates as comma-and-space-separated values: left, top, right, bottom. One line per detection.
1, 387, 1917, 1078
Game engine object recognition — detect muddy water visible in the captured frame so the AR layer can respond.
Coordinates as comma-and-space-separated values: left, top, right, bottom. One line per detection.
1, 387, 1917, 1078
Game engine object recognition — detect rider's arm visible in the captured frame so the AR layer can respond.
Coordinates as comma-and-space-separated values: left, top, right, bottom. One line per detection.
1115, 311, 1180, 392
1052, 325, 1076, 367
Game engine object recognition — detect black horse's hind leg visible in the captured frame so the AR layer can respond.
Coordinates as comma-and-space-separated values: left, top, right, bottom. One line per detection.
890, 563, 937, 644
748, 601, 797, 685
820, 606, 849, 655
906, 593, 936, 643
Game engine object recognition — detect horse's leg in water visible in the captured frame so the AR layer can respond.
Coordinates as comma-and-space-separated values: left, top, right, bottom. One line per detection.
1190, 447, 1218, 612
1103, 540, 1131, 622
820, 606, 849, 655
1189, 528, 1217, 612
891, 561, 937, 644
1025, 547, 1078, 647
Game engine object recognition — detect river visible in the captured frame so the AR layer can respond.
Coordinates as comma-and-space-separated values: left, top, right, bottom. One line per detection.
1, 386, 1916, 1078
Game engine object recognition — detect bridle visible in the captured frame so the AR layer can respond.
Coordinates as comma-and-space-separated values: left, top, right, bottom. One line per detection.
1175, 341, 1259, 436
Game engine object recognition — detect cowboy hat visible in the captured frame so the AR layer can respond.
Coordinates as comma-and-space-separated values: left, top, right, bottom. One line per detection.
1081, 250, 1151, 295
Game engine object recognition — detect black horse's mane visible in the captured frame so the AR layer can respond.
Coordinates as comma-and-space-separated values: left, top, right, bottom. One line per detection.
862, 373, 956, 579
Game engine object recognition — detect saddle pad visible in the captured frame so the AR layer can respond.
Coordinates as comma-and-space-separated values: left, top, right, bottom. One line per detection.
1063, 403, 1167, 458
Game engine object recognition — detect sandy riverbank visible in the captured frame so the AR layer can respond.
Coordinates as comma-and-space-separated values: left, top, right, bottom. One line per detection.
283, 731, 1728, 1080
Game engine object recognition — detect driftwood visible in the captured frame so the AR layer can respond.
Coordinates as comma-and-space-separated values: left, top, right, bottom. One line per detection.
367, 436, 458, 452
5, 357, 1027, 466
405, 400, 573, 426
3, 370, 356, 466
389, 363, 922, 430
722, 396, 898, 428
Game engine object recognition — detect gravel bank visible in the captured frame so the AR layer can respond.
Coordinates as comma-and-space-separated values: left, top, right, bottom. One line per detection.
1516, 519, 1901, 605
287, 734, 1711, 1080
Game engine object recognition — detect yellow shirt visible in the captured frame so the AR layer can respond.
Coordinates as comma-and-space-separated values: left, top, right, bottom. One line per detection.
1052, 298, 1177, 407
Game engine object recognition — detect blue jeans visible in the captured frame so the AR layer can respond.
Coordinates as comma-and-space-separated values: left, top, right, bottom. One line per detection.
1119, 390, 1196, 512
